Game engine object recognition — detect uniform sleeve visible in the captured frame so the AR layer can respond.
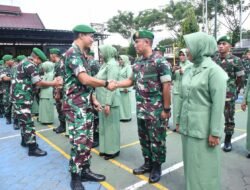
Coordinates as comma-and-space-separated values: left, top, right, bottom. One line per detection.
69, 55, 86, 77
24, 62, 41, 84
209, 67, 228, 137
234, 57, 245, 77
156, 58, 172, 83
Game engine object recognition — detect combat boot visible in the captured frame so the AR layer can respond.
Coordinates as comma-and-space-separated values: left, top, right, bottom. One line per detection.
20, 136, 27, 147
70, 173, 85, 190
133, 159, 152, 175
81, 165, 105, 182
28, 143, 47, 157
54, 121, 66, 133
6, 117, 12, 124
223, 134, 232, 152
13, 119, 19, 130
149, 162, 162, 183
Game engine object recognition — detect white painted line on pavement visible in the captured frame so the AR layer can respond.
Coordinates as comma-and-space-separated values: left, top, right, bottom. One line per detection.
0, 128, 53, 140
125, 133, 247, 190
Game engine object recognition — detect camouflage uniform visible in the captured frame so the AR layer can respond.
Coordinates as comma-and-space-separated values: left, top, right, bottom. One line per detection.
213, 53, 245, 135
63, 43, 94, 174
1, 65, 14, 120
11, 57, 41, 144
132, 53, 172, 164
242, 58, 250, 86
0, 64, 5, 116
54, 58, 65, 126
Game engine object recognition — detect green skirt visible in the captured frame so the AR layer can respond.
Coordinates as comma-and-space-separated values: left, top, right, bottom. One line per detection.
119, 91, 132, 120
181, 134, 221, 190
247, 102, 250, 152
39, 98, 54, 123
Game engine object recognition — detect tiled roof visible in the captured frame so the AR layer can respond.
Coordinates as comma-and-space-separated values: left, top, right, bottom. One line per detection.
0, 4, 21, 14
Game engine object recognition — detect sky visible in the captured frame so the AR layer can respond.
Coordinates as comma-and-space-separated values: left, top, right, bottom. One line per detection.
1, 0, 250, 47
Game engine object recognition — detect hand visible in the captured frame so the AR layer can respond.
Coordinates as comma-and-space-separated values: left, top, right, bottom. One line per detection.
107, 80, 117, 91
104, 105, 110, 116
208, 135, 220, 147
54, 76, 63, 87
161, 110, 171, 120
241, 102, 247, 111
173, 65, 180, 71
93, 100, 103, 112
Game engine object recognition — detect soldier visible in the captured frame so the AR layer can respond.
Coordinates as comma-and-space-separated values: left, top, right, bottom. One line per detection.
49, 48, 66, 133
0, 60, 5, 118
242, 49, 250, 86
12, 47, 62, 157
86, 50, 101, 148
108, 29, 172, 183
213, 35, 245, 152
63, 24, 108, 190
1, 54, 15, 124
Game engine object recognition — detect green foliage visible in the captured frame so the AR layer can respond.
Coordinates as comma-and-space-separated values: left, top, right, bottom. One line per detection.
158, 38, 175, 47
179, 8, 199, 47
112, 45, 128, 55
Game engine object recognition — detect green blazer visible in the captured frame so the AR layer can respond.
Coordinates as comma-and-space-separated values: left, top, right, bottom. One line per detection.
177, 57, 228, 139
244, 74, 250, 103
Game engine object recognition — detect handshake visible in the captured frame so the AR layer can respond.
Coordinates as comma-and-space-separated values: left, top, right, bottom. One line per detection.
53, 76, 63, 87
106, 80, 119, 91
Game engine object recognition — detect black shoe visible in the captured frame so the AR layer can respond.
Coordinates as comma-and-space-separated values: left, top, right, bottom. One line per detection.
149, 163, 162, 183
120, 119, 132, 122
99, 152, 106, 157
13, 119, 19, 130
133, 160, 152, 175
55, 125, 66, 134
104, 151, 120, 160
71, 173, 85, 190
21, 137, 28, 147
6, 118, 12, 125
223, 134, 232, 152
92, 141, 99, 148
81, 167, 105, 182
247, 154, 250, 159
28, 144, 47, 157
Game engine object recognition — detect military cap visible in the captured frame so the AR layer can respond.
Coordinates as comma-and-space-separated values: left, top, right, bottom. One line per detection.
72, 24, 96, 33
0, 60, 4, 65
49, 48, 61, 55
88, 50, 95, 56
217, 35, 232, 45
133, 29, 154, 41
16, 55, 26, 62
2, 54, 13, 62
32, 47, 47, 62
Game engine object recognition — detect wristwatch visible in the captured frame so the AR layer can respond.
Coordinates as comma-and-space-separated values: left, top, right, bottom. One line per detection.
163, 107, 171, 113
104, 80, 109, 88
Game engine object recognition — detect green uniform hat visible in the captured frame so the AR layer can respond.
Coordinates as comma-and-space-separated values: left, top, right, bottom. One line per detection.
16, 55, 26, 62
88, 50, 95, 56
0, 60, 4, 65
2, 54, 13, 62
49, 48, 61, 55
133, 29, 154, 41
217, 35, 232, 45
32, 47, 47, 62
72, 24, 96, 33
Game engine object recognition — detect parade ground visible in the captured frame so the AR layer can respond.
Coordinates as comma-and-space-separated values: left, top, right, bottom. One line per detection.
1, 92, 250, 190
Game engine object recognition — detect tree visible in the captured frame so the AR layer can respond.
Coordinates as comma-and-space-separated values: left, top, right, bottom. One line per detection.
127, 43, 136, 58
157, 38, 175, 47
179, 7, 199, 47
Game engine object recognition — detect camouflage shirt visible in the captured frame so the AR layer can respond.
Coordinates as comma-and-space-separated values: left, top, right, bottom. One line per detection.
213, 53, 245, 101
63, 43, 92, 111
0, 64, 5, 94
11, 57, 41, 104
1, 65, 13, 91
242, 58, 250, 78
132, 53, 172, 120
54, 58, 65, 77
88, 59, 100, 77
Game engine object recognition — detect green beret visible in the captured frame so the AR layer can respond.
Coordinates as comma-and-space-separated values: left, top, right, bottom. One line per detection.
133, 30, 154, 41
16, 55, 26, 62
49, 48, 61, 55
2, 54, 13, 62
217, 35, 232, 45
72, 24, 96, 33
88, 50, 95, 56
0, 60, 4, 65
32, 47, 47, 62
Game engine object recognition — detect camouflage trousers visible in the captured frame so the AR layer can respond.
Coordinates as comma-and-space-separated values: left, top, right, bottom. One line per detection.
3, 89, 12, 118
55, 99, 65, 124
224, 101, 235, 135
65, 108, 94, 174
0, 93, 4, 115
14, 103, 36, 144
137, 118, 167, 164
